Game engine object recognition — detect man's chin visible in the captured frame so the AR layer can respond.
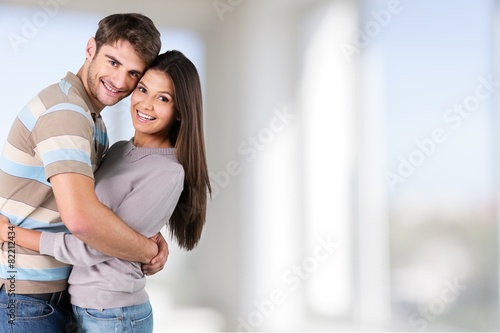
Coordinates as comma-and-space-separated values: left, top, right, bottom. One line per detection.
100, 96, 123, 107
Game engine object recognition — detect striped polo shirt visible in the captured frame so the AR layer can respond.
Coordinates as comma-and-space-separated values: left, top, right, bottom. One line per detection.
0, 72, 108, 293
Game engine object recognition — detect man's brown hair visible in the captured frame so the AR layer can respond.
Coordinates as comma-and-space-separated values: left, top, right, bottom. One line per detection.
95, 13, 161, 66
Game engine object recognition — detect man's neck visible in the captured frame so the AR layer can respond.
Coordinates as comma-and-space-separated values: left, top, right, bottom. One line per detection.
76, 65, 105, 114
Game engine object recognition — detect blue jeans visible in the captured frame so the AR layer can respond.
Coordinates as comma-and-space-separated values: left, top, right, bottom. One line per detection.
72, 301, 153, 333
0, 284, 73, 333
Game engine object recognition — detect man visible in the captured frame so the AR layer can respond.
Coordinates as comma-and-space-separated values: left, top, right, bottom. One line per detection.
0, 13, 168, 332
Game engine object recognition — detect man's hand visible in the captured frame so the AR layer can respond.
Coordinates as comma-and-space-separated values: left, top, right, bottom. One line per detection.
0, 215, 12, 243
142, 232, 169, 276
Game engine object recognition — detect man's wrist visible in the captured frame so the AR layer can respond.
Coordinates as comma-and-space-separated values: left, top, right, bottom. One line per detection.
141, 239, 157, 264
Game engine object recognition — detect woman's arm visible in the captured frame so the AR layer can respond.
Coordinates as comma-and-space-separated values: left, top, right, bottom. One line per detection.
0, 214, 112, 266
39, 232, 113, 266
0, 215, 40, 251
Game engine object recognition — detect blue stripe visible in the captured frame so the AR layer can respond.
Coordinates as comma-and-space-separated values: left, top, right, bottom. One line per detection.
0, 211, 68, 233
17, 102, 91, 133
58, 79, 72, 96
0, 211, 27, 227
17, 105, 37, 132
19, 220, 69, 233
42, 148, 91, 168
0, 155, 49, 186
0, 264, 71, 281
94, 127, 108, 147
42, 103, 91, 122
0, 211, 18, 225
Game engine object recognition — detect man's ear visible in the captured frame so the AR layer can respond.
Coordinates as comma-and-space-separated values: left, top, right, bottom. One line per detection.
86, 37, 97, 60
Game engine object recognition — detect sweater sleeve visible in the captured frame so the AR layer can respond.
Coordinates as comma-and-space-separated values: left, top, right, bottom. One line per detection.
40, 231, 112, 266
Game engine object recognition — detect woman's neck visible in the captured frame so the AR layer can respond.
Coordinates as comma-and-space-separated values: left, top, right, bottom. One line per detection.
133, 134, 173, 148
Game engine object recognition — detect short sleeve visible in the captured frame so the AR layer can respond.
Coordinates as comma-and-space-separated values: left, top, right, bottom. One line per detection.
32, 104, 95, 181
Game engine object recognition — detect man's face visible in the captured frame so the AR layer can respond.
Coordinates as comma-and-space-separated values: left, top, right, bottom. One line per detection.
86, 39, 146, 111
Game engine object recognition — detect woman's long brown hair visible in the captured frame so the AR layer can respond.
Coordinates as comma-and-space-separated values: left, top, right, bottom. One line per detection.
148, 50, 211, 250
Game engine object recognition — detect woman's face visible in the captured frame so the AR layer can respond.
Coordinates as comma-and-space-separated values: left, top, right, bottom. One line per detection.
130, 69, 178, 147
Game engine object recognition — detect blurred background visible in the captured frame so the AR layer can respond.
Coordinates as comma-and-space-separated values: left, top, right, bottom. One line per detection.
0, 0, 499, 331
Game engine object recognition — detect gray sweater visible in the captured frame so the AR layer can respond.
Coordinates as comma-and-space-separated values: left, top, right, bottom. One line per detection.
39, 139, 184, 309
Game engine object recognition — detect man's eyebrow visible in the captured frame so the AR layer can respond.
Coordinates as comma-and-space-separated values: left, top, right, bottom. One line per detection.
105, 54, 122, 66
105, 55, 144, 75
131, 69, 144, 76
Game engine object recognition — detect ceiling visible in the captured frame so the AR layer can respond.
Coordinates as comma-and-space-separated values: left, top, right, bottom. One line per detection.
1, 0, 220, 33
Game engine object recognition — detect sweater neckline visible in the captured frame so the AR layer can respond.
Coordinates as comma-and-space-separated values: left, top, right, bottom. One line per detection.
123, 139, 177, 161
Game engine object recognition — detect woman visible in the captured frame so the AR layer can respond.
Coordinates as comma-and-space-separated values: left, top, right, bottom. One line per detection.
0, 50, 211, 332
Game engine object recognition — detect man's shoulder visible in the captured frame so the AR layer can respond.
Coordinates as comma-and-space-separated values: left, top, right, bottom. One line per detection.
37, 72, 90, 111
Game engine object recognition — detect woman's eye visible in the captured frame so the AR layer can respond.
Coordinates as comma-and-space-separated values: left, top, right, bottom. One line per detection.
138, 86, 146, 93
159, 96, 169, 102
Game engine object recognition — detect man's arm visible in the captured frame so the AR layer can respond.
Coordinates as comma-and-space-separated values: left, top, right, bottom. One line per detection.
50, 172, 157, 263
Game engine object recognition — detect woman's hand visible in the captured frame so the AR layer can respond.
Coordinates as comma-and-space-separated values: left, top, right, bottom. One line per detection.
0, 215, 13, 243
142, 232, 169, 276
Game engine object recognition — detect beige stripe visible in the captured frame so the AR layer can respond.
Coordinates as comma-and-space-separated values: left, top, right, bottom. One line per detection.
0, 197, 59, 223
0, 197, 35, 215
0, 250, 69, 269
35, 135, 91, 158
2, 142, 40, 166
2, 242, 38, 255
38, 82, 67, 108
0, 172, 55, 210
17, 252, 70, 269
7, 120, 35, 154
27, 95, 47, 118
27, 207, 59, 223
0, 279, 68, 293
45, 160, 95, 180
